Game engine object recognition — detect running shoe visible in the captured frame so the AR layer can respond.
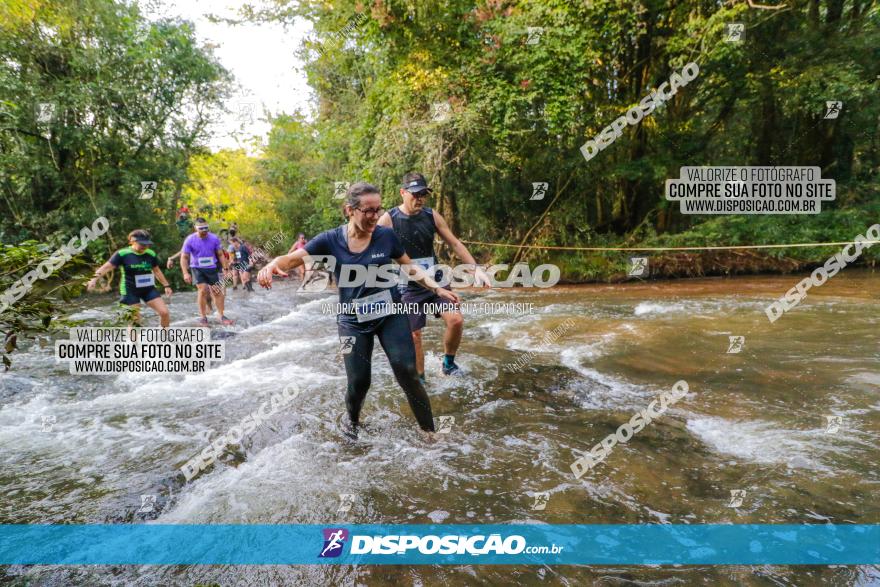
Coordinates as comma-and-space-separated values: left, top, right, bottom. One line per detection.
441, 359, 461, 376
198, 317, 209, 326
340, 417, 359, 441
220, 316, 234, 326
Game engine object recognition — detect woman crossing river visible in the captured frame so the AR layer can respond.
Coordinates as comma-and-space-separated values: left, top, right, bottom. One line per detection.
257, 182, 460, 436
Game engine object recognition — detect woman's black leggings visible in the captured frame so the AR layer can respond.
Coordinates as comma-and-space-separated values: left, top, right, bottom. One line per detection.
339, 312, 435, 431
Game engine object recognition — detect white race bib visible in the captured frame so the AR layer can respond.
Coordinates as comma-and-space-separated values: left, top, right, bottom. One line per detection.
411, 256, 436, 272
235, 251, 242, 259
398, 256, 435, 290
135, 273, 155, 288
354, 289, 393, 323
197, 256, 214, 267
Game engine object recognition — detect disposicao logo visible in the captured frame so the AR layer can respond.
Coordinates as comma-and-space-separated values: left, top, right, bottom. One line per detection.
317, 529, 558, 558
319, 528, 348, 558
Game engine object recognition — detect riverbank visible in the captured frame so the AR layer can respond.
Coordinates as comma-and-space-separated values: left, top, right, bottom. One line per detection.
566, 250, 878, 284
466, 210, 880, 283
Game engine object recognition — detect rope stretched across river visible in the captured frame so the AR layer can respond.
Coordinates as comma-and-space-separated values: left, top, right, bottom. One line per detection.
458, 239, 880, 252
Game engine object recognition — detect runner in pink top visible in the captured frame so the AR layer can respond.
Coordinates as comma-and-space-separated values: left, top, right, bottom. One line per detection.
291, 233, 308, 279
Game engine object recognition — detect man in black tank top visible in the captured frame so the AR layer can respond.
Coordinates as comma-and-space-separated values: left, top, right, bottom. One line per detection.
378, 172, 491, 380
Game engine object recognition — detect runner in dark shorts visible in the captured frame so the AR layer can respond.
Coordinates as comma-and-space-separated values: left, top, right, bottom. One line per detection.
180, 218, 233, 326
191, 266, 221, 286
399, 282, 458, 331
257, 182, 460, 438
378, 172, 492, 380
230, 237, 254, 292
168, 226, 215, 314
87, 229, 173, 327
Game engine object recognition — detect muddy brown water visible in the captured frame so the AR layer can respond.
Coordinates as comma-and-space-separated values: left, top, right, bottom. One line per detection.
1, 270, 878, 585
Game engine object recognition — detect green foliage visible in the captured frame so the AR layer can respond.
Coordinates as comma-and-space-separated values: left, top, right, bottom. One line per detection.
2, 0, 879, 369
244, 0, 878, 269
0, 0, 231, 246
0, 240, 92, 368
0, 0, 230, 366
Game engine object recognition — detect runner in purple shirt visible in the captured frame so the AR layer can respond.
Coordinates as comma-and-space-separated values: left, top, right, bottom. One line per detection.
180, 218, 233, 326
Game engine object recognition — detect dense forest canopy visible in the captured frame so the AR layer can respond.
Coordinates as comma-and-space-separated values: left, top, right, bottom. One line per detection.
1, 0, 232, 243
245, 0, 879, 272
0, 0, 232, 356
0, 0, 878, 355
3, 0, 879, 256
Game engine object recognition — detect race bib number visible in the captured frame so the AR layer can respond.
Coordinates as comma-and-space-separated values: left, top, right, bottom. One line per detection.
411, 256, 436, 272
398, 256, 435, 290
354, 289, 393, 323
235, 251, 242, 259
134, 273, 155, 288
197, 256, 214, 267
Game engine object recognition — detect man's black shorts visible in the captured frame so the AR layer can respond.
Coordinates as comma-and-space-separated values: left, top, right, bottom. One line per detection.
192, 267, 221, 286
401, 285, 458, 331
119, 287, 161, 305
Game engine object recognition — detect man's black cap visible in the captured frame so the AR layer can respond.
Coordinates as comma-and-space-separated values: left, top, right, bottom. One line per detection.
402, 173, 432, 194
131, 230, 153, 245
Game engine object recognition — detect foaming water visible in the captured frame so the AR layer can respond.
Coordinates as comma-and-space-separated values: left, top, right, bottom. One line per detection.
686, 415, 833, 471
633, 301, 688, 316
2, 272, 879, 584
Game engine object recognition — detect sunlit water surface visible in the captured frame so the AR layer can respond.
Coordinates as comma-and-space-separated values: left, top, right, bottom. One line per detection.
1, 270, 878, 585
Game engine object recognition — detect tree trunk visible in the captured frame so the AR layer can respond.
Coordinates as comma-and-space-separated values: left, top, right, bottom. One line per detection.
825, 0, 844, 24
754, 76, 776, 164
808, 0, 819, 26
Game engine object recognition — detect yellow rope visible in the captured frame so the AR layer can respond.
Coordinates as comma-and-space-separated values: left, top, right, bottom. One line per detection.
458, 240, 880, 252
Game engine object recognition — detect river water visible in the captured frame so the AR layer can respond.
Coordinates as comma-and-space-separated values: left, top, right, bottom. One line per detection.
1, 270, 878, 585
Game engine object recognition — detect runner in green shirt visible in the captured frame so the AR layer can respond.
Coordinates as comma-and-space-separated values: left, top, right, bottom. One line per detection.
88, 229, 173, 327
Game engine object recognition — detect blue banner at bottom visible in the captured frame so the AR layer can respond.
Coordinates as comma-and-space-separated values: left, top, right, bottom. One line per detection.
0, 524, 877, 565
